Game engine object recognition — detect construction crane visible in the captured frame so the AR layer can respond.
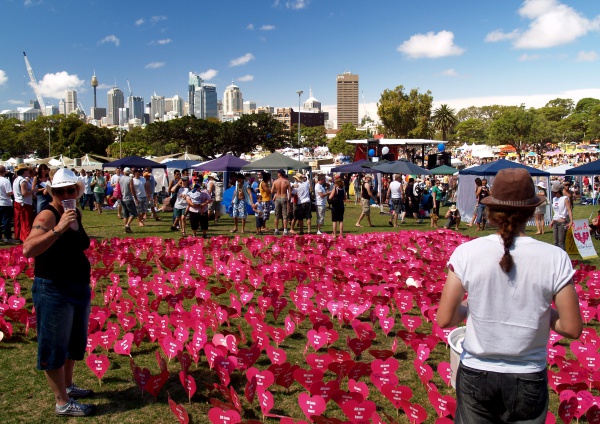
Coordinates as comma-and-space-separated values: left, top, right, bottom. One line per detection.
127, 79, 133, 96
23, 52, 47, 116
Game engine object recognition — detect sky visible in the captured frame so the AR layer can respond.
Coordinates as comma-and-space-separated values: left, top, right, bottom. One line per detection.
1, 0, 600, 122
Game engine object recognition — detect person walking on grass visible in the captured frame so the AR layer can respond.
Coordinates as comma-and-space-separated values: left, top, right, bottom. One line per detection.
291, 172, 312, 235
185, 182, 212, 238
387, 174, 403, 227
80, 170, 94, 211
132, 169, 148, 226
110, 168, 122, 219
230, 173, 253, 234
91, 169, 106, 214
315, 174, 330, 235
144, 168, 161, 221
356, 174, 377, 227
0, 165, 16, 243
119, 167, 139, 234
172, 174, 190, 237
329, 177, 346, 238
438, 168, 581, 423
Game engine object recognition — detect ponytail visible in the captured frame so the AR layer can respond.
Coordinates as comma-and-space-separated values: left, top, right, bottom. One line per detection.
487, 208, 535, 273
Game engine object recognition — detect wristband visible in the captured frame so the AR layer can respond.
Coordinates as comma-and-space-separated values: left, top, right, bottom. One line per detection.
52, 228, 62, 238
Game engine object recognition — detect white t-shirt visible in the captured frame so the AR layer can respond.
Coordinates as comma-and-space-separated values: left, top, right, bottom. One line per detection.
174, 187, 189, 210
448, 234, 574, 373
132, 177, 147, 199
110, 174, 121, 186
294, 181, 311, 204
0, 176, 13, 207
552, 195, 568, 221
13, 176, 33, 205
315, 183, 327, 206
389, 180, 402, 199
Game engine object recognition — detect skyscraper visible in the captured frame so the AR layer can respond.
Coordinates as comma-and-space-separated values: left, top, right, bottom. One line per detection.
65, 89, 78, 115
107, 87, 125, 125
128, 96, 144, 121
150, 95, 165, 123
336, 72, 359, 129
188, 72, 217, 119
223, 82, 243, 115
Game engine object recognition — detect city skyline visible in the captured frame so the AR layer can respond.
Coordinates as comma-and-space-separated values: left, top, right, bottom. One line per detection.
1, 0, 600, 122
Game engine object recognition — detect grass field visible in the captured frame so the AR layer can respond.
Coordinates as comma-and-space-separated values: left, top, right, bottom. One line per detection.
1, 201, 599, 424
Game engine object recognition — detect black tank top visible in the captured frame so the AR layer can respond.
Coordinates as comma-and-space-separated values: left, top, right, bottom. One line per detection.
478, 186, 490, 203
34, 205, 91, 286
362, 183, 370, 200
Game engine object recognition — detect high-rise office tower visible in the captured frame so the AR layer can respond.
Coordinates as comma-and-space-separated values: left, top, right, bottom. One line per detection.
336, 72, 359, 129
107, 87, 125, 125
166, 94, 184, 117
188, 72, 217, 119
128, 96, 144, 121
65, 89, 78, 115
223, 82, 243, 115
150, 95, 165, 123
243, 101, 257, 114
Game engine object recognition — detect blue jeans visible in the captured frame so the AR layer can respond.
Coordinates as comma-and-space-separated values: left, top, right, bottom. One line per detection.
31, 277, 91, 370
0, 205, 13, 239
455, 363, 548, 424
475, 203, 486, 224
553, 221, 567, 251
81, 193, 94, 211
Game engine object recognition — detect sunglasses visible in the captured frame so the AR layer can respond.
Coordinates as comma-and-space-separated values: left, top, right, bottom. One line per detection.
53, 186, 77, 195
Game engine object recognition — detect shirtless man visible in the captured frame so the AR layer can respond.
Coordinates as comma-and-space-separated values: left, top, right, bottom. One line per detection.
271, 169, 291, 235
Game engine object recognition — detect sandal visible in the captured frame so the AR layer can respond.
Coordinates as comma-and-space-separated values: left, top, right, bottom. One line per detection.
355, 224, 363, 227
155, 216, 162, 221
181, 232, 187, 237
230, 228, 238, 233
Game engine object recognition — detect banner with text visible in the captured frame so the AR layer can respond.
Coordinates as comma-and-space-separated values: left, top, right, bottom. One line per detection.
571, 219, 598, 259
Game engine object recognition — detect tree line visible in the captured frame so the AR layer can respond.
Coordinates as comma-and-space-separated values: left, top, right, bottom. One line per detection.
2, 87, 599, 161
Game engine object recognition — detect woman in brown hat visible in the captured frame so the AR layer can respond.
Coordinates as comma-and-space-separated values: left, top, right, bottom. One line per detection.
437, 168, 581, 424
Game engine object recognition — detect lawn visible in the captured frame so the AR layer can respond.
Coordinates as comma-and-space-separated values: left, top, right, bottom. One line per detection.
0, 202, 599, 424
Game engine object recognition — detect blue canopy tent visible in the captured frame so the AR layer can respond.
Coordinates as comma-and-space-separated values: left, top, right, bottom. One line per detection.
457, 159, 550, 224
565, 158, 600, 175
331, 159, 378, 174
162, 159, 202, 170
101, 155, 166, 169
192, 154, 250, 172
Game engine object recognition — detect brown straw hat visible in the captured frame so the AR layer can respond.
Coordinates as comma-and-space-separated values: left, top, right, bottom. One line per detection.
480, 168, 544, 210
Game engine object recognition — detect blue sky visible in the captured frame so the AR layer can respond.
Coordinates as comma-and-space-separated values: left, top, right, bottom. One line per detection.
1, 0, 599, 121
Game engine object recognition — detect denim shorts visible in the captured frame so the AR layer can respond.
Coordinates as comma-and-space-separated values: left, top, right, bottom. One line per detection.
32, 277, 91, 370
455, 363, 548, 424
122, 199, 138, 219
173, 207, 186, 218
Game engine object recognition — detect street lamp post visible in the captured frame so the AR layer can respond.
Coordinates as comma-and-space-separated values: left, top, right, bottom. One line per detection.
118, 127, 123, 159
296, 90, 303, 161
44, 126, 54, 157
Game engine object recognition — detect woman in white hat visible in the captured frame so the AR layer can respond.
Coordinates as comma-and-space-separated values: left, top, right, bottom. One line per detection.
534, 181, 548, 235
23, 168, 95, 417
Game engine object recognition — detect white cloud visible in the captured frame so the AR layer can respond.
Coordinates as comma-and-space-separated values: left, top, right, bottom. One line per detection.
35, 72, 85, 100
135, 18, 145, 26
7, 100, 25, 105
145, 62, 165, 69
199, 69, 218, 80
441, 69, 458, 77
247, 24, 254, 30
436, 88, 600, 111
576, 51, 598, 62
97, 83, 112, 90
260, 25, 275, 31
518, 53, 541, 61
98, 35, 120, 47
24, 0, 42, 6
150, 39, 172, 45
286, 0, 307, 9
229, 53, 255, 67
397, 30, 465, 59
237, 75, 254, 82
485, 29, 520, 42
0, 70, 7, 86
490, 0, 600, 49
151, 15, 167, 24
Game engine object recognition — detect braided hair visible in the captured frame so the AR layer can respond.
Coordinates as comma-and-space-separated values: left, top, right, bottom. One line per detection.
486, 208, 536, 273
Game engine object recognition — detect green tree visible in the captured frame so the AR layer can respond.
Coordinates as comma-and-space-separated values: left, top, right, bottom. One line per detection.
454, 118, 488, 144
537, 98, 574, 122
432, 104, 457, 141
487, 106, 536, 156
377, 85, 433, 139
328, 123, 364, 156
0, 117, 24, 157
299, 126, 327, 151
66, 125, 114, 157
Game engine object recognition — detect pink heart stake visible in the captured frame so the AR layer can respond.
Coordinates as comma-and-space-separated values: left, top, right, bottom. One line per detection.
340, 399, 376, 424
86, 353, 110, 382
168, 393, 190, 424
401, 400, 428, 424
179, 371, 197, 403
293, 368, 324, 391
428, 388, 457, 418
401, 315, 423, 332
298, 393, 327, 420
208, 407, 241, 424
258, 390, 274, 417
113, 333, 134, 356
437, 362, 452, 387
380, 383, 412, 409
309, 380, 339, 403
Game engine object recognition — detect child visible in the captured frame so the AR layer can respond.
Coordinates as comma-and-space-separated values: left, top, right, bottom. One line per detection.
253, 194, 265, 235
